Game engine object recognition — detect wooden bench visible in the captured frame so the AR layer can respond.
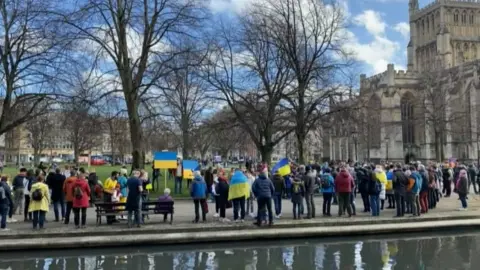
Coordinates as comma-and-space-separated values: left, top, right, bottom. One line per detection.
95, 201, 174, 225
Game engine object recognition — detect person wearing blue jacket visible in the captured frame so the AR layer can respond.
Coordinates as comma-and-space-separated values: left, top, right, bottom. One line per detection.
320, 168, 335, 216
190, 171, 207, 223
410, 167, 422, 216
252, 170, 275, 226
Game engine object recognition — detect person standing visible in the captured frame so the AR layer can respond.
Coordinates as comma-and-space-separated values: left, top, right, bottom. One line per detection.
72, 173, 91, 229
88, 169, 99, 205
0, 176, 13, 231
302, 166, 316, 219
12, 168, 28, 217
368, 169, 382, 217
272, 172, 285, 219
252, 168, 275, 226
48, 168, 66, 222
190, 171, 208, 223
385, 165, 395, 209
23, 170, 34, 222
335, 167, 353, 217
29, 175, 50, 229
63, 170, 77, 225
320, 168, 335, 217
408, 168, 422, 217
126, 170, 143, 228
356, 166, 371, 213
103, 171, 119, 225
245, 170, 256, 218
456, 169, 469, 210
174, 158, 183, 194
291, 175, 304, 219
117, 169, 128, 220
392, 164, 408, 217
215, 172, 230, 222
418, 165, 429, 214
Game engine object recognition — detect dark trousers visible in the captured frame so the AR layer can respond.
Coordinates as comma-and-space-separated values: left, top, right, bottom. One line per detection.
387, 194, 395, 208
193, 199, 206, 222
305, 194, 315, 218
420, 191, 428, 213
174, 177, 182, 194
292, 202, 301, 219
322, 193, 333, 215
52, 196, 66, 221
73, 207, 87, 226
232, 197, 246, 220
256, 197, 273, 224
273, 192, 282, 216
24, 195, 32, 221
215, 196, 220, 213
0, 206, 8, 229
64, 201, 73, 224
32, 210, 46, 229
443, 180, 451, 196
338, 192, 352, 216
459, 194, 467, 208
428, 188, 436, 208
349, 192, 356, 215
473, 180, 480, 194
394, 192, 405, 216
360, 192, 370, 212
219, 199, 226, 218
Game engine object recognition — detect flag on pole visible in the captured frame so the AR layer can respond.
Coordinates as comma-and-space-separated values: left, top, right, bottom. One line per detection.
271, 158, 291, 176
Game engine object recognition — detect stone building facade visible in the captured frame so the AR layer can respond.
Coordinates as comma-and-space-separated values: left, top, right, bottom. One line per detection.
325, 0, 480, 163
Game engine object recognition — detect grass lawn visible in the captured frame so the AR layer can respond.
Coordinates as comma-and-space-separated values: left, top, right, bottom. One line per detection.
1, 165, 192, 198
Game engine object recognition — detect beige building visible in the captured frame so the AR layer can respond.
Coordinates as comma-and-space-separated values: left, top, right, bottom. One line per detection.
326, 0, 480, 163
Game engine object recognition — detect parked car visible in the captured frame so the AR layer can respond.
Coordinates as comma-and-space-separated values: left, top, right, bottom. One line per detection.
90, 156, 107, 166
52, 157, 64, 163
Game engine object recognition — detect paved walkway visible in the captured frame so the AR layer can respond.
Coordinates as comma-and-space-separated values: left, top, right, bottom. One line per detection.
2, 193, 480, 235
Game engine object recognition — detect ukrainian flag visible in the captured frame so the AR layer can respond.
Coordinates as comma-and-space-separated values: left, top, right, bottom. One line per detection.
183, 169, 194, 179
228, 171, 250, 201
153, 152, 177, 169
271, 158, 291, 176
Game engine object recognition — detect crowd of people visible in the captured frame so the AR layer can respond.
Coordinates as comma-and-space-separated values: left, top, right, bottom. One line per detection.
0, 160, 476, 231
0, 165, 154, 231
187, 160, 475, 226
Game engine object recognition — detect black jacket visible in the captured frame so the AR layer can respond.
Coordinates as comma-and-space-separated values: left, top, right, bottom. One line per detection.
12, 175, 25, 190
0, 181, 13, 208
356, 167, 371, 193
215, 178, 229, 204
392, 169, 408, 194
49, 173, 66, 201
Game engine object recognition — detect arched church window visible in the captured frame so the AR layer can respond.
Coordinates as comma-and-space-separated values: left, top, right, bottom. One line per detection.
426, 18, 429, 34
401, 93, 416, 146
461, 11, 467, 24
472, 44, 477, 59
464, 43, 469, 60
454, 10, 459, 24
367, 95, 381, 148
432, 15, 435, 33
469, 11, 474, 24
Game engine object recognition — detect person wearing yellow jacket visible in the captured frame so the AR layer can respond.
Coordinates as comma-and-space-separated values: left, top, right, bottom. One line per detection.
374, 166, 388, 211
29, 175, 50, 229
386, 165, 395, 209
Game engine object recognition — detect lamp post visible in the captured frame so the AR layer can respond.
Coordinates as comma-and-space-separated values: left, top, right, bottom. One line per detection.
385, 135, 390, 162
352, 131, 358, 162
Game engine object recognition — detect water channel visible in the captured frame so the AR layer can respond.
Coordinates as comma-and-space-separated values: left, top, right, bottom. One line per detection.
0, 232, 479, 269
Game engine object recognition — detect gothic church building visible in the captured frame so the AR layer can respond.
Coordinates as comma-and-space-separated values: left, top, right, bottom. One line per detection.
327, 0, 480, 163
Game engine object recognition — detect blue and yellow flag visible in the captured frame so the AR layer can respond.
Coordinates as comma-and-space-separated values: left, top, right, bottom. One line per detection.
271, 158, 291, 176
228, 171, 250, 201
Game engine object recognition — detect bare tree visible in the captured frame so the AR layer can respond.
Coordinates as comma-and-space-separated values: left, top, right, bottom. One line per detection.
262, 0, 351, 163
155, 49, 211, 159
191, 122, 215, 160
57, 0, 204, 169
0, 0, 66, 135
203, 10, 294, 164
25, 114, 53, 165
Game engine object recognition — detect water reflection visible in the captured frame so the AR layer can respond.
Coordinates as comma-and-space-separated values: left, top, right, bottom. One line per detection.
1, 234, 480, 269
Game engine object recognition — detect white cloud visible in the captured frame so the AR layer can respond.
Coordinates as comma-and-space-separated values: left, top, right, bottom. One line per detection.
353, 10, 386, 36
393, 22, 410, 39
209, 0, 253, 13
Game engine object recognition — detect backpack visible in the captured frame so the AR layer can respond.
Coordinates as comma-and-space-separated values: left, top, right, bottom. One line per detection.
74, 184, 83, 199
31, 188, 43, 201
321, 175, 331, 189
0, 185, 5, 200
374, 180, 382, 194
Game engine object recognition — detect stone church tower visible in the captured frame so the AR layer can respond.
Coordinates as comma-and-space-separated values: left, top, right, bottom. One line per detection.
325, 0, 480, 164
408, 0, 480, 71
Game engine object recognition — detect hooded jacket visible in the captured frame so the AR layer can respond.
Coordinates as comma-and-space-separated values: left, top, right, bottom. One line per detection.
252, 174, 275, 199
291, 176, 304, 204
320, 173, 335, 193
190, 175, 207, 199
356, 167, 371, 193
411, 171, 422, 194
272, 174, 285, 193
392, 169, 408, 194
334, 170, 353, 193
302, 170, 317, 195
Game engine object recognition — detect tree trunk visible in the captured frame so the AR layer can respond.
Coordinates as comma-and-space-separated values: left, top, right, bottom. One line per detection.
434, 130, 440, 162
125, 93, 145, 170
259, 145, 273, 166
33, 149, 40, 167
296, 130, 306, 164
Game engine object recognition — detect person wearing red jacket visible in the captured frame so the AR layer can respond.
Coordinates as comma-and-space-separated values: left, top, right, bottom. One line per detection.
335, 168, 354, 217
72, 173, 91, 229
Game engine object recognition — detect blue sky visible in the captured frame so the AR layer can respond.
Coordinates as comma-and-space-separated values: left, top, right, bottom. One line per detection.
209, 0, 434, 76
